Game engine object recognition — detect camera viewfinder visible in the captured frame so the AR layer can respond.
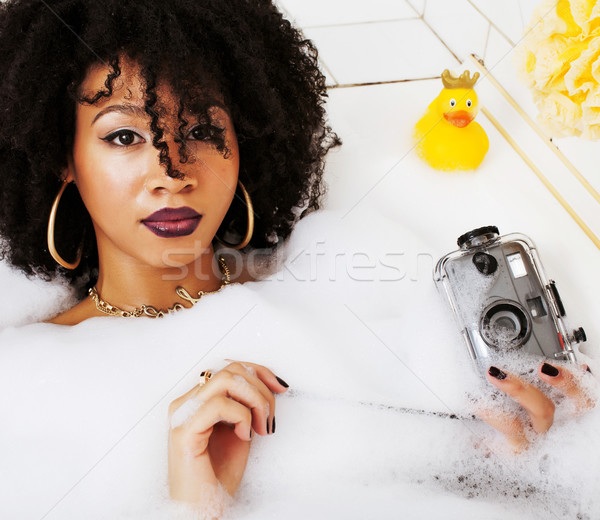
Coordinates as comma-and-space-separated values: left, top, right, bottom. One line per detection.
473, 252, 498, 275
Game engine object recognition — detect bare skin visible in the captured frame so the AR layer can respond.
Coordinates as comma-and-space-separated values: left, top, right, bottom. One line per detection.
168, 361, 288, 505
478, 362, 595, 451
49, 57, 242, 325
45, 56, 286, 513
49, 253, 255, 326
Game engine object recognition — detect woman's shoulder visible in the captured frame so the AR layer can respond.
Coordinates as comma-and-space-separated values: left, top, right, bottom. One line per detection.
46, 297, 100, 325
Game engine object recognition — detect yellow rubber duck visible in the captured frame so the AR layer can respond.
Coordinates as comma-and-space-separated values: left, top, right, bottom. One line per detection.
415, 70, 489, 171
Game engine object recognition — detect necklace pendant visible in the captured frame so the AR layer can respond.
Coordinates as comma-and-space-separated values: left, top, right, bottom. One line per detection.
169, 303, 185, 313
143, 306, 163, 318
142, 303, 186, 318
176, 286, 201, 306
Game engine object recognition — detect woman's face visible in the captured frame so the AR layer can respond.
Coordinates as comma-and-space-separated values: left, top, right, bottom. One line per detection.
65, 58, 239, 271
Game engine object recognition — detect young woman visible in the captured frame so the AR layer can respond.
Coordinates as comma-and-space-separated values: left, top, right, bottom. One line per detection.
0, 0, 338, 513
0, 0, 594, 516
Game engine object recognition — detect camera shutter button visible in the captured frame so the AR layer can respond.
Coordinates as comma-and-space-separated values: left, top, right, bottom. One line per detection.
473, 252, 498, 275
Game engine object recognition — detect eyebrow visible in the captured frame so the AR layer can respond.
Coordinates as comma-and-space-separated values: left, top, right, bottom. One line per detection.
91, 104, 149, 126
90, 100, 231, 127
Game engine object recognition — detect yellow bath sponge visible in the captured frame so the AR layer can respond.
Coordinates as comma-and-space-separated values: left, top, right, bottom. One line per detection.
516, 0, 600, 139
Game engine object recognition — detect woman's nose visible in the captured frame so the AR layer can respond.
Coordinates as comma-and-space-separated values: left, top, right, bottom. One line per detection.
144, 140, 198, 194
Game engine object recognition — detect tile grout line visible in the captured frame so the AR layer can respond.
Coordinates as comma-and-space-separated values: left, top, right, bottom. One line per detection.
482, 22, 492, 62
303, 16, 421, 30
327, 76, 441, 90
517, 0, 527, 33
420, 16, 462, 64
278, 3, 341, 89
465, 0, 516, 47
419, 0, 462, 64
292, 23, 339, 86
319, 58, 339, 87
404, 0, 423, 17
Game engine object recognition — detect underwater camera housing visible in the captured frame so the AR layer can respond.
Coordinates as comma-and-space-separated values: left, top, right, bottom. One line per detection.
434, 226, 586, 373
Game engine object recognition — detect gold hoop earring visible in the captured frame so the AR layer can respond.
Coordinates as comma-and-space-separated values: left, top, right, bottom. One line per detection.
215, 180, 254, 250
47, 180, 83, 270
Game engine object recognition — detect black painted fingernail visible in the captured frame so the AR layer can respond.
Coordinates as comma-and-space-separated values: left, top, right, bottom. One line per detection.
272, 416, 276, 434
541, 363, 559, 377
249, 429, 253, 441
488, 366, 507, 380
266, 417, 270, 434
276, 376, 289, 388
586, 365, 593, 374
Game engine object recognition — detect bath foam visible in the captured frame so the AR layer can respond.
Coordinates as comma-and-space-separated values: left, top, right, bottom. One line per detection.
0, 261, 78, 328
0, 210, 598, 519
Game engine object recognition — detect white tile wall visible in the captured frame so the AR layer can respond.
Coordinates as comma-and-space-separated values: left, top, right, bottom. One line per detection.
518, 0, 543, 28
278, 0, 416, 28
304, 19, 457, 85
476, 26, 539, 125
319, 61, 338, 88
405, 0, 426, 17
423, 0, 490, 62
468, 0, 525, 45
552, 139, 600, 193
483, 26, 515, 72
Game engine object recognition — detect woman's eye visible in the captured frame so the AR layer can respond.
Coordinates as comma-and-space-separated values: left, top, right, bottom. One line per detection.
450, 99, 456, 107
102, 130, 143, 147
188, 124, 222, 142
189, 126, 210, 141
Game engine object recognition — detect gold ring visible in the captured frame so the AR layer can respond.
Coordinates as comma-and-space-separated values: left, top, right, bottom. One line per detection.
199, 370, 213, 387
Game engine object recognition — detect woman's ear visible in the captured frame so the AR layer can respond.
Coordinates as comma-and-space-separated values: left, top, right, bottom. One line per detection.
62, 155, 76, 183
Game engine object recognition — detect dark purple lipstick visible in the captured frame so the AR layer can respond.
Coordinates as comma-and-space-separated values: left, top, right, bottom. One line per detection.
141, 207, 202, 238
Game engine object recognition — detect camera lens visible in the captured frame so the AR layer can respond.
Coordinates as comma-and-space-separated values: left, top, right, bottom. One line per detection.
480, 300, 531, 350
490, 311, 521, 336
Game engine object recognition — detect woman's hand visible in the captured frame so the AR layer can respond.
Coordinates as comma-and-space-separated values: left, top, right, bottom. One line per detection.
477, 362, 595, 452
167, 361, 289, 509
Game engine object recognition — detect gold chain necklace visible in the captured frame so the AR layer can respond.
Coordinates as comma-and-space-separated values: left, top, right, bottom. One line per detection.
88, 256, 231, 318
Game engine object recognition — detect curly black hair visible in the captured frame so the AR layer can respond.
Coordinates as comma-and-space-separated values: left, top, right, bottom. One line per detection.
0, 0, 339, 285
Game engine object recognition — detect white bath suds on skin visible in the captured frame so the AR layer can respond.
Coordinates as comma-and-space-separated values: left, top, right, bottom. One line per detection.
170, 397, 205, 429
240, 363, 257, 377
127, 481, 233, 520
232, 373, 251, 390
232, 374, 270, 419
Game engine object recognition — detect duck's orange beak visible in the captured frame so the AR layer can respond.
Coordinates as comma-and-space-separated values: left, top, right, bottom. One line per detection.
444, 110, 473, 128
